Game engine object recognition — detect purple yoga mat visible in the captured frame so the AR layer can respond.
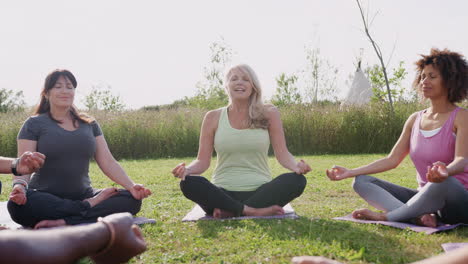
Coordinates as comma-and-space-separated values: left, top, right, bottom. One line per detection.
441, 243, 468, 252
334, 214, 467, 235
133, 216, 156, 225
182, 203, 298, 221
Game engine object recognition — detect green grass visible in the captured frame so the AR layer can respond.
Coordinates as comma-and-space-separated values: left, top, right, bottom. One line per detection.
1, 154, 467, 263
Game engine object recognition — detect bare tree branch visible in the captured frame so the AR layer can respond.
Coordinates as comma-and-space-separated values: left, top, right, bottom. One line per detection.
356, 0, 394, 112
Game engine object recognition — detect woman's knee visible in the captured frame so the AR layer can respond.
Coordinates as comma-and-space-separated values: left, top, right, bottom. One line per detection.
7, 200, 35, 227
180, 176, 208, 194
278, 172, 307, 195
292, 173, 307, 192
424, 176, 460, 193
116, 190, 142, 215
352, 175, 374, 192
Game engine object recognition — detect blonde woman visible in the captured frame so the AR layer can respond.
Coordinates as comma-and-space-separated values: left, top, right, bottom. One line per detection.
172, 64, 310, 218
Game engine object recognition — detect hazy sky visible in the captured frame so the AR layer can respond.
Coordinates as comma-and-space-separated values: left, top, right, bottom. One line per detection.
1, 0, 467, 109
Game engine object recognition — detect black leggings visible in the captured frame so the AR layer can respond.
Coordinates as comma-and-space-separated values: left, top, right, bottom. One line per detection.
7, 188, 141, 227
180, 172, 307, 216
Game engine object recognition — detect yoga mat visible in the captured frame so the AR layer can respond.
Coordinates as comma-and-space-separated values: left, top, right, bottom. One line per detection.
441, 243, 468, 252
334, 214, 467, 235
182, 203, 298, 221
133, 216, 156, 225
0, 202, 22, 229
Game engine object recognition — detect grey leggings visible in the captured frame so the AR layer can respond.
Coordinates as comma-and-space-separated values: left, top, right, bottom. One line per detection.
353, 175, 468, 224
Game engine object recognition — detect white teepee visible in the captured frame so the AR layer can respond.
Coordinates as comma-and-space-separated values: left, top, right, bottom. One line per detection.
342, 67, 372, 106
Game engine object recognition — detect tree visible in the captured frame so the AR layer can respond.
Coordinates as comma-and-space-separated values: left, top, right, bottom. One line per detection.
83, 84, 125, 112
0, 88, 25, 113
186, 38, 232, 109
303, 46, 339, 103
365, 61, 409, 103
271, 73, 302, 107
356, 0, 395, 112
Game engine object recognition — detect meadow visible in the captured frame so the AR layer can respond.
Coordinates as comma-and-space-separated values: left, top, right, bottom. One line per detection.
1, 155, 465, 264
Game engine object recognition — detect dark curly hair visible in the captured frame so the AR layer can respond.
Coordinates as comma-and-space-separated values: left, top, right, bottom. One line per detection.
413, 48, 468, 103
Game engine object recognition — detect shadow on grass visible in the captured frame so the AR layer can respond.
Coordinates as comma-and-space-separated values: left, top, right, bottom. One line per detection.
195, 216, 429, 263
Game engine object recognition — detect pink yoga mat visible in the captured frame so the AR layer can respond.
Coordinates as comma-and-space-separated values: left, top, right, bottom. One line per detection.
334, 214, 467, 235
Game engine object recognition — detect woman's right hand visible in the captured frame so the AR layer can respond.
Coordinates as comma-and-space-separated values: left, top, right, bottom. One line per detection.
171, 162, 190, 180
9, 185, 27, 205
326, 165, 353, 181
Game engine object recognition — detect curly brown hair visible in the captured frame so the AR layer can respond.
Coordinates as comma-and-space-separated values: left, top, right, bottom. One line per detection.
413, 48, 468, 103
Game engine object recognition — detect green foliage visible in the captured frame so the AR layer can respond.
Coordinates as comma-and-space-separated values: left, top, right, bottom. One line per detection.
0, 88, 26, 113
185, 38, 231, 109
0, 103, 425, 159
271, 73, 302, 107
83, 84, 125, 112
93, 108, 203, 159
366, 61, 412, 103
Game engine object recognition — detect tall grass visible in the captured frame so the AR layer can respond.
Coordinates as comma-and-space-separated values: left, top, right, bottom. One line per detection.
0, 103, 423, 159
281, 102, 421, 155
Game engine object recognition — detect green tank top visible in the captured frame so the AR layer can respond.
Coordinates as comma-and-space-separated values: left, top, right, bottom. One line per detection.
212, 107, 271, 191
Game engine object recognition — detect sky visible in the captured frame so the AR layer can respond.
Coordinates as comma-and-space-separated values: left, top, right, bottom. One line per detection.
1, 0, 467, 109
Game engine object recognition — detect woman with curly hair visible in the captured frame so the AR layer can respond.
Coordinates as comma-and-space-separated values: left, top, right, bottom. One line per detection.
326, 48, 468, 227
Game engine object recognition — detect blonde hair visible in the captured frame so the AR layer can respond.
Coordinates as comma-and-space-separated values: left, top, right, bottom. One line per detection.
225, 64, 269, 129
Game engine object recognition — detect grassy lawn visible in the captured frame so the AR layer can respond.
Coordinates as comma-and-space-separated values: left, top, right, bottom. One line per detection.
2, 154, 467, 263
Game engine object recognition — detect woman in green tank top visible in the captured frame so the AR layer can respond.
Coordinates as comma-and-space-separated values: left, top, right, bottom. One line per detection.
172, 64, 311, 218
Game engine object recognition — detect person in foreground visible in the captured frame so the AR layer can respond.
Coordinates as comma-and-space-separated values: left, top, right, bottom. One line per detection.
0, 212, 146, 264
8, 69, 152, 229
292, 245, 468, 264
172, 64, 310, 218
326, 48, 468, 227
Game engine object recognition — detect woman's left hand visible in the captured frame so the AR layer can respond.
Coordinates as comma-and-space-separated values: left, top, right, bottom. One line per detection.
293, 160, 311, 175
426, 161, 449, 183
128, 184, 152, 200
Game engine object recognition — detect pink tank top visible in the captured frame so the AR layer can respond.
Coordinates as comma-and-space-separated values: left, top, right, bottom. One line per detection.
410, 107, 468, 190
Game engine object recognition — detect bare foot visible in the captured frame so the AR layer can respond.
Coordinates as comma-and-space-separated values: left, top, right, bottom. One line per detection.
243, 205, 285, 217
213, 208, 235, 219
85, 188, 119, 207
34, 219, 66, 229
352, 208, 387, 221
416, 213, 437, 227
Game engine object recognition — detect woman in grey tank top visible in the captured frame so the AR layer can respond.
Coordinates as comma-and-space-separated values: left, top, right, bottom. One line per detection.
8, 69, 152, 228
172, 64, 311, 218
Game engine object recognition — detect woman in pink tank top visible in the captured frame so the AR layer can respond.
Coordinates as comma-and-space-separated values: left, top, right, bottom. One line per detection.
326, 48, 468, 226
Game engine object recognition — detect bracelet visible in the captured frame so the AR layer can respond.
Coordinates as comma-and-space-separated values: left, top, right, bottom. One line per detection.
11, 158, 22, 176
12, 179, 28, 190
93, 217, 116, 257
